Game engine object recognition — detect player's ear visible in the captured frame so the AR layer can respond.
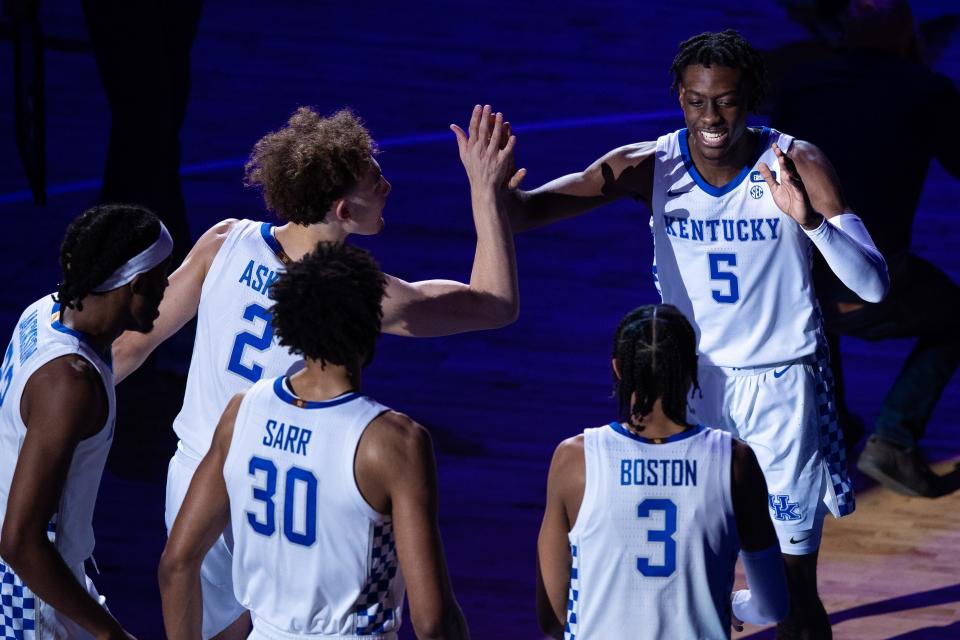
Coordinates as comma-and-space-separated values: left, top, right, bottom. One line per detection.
611, 358, 621, 380
332, 198, 351, 222
677, 84, 685, 107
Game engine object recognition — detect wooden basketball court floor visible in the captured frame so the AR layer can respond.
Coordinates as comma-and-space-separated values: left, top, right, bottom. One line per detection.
1, 1, 958, 637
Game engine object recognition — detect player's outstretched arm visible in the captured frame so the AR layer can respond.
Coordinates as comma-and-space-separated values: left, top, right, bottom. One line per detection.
730, 440, 789, 630
111, 219, 237, 383
0, 358, 134, 639
357, 412, 468, 639
380, 105, 518, 338
536, 436, 585, 639
158, 392, 241, 639
758, 141, 889, 302
509, 141, 656, 233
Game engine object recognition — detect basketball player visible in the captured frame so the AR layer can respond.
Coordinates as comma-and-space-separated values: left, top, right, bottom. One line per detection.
537, 304, 788, 639
159, 242, 467, 639
512, 31, 888, 638
0, 204, 172, 638
114, 104, 515, 639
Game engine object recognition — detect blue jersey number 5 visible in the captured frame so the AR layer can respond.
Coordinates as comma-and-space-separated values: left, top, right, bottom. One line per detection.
227, 303, 273, 382
708, 253, 739, 303
636, 498, 677, 577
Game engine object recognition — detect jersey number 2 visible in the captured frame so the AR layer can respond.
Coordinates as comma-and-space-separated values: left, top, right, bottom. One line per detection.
708, 253, 739, 304
227, 303, 273, 382
247, 456, 318, 547
636, 498, 677, 577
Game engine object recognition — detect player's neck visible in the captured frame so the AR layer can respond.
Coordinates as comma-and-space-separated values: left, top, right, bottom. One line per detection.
288, 358, 361, 402
59, 302, 124, 356
625, 398, 690, 441
274, 221, 349, 262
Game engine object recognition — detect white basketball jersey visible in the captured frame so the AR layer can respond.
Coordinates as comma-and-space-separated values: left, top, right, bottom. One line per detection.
173, 220, 299, 459
651, 128, 819, 367
0, 296, 115, 567
566, 424, 738, 640
224, 376, 405, 638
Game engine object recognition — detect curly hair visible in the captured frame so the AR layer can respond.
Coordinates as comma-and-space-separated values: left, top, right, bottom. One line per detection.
669, 30, 768, 112
56, 204, 162, 311
269, 242, 387, 367
244, 107, 378, 226
612, 304, 700, 428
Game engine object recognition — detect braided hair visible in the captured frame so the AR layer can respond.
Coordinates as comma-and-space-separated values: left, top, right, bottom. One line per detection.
269, 242, 387, 367
669, 30, 768, 112
56, 204, 162, 311
612, 304, 700, 427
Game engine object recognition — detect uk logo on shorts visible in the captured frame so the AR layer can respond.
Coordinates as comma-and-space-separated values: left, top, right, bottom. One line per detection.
768, 494, 802, 521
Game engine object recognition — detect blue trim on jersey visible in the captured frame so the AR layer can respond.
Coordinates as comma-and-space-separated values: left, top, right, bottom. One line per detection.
260, 222, 285, 258
272, 376, 360, 408
677, 127, 770, 197
609, 421, 705, 444
49, 302, 114, 370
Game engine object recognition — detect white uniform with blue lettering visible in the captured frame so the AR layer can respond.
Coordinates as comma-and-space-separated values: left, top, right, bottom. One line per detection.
224, 377, 403, 640
650, 128, 853, 553
165, 219, 299, 637
565, 423, 737, 640
0, 296, 114, 638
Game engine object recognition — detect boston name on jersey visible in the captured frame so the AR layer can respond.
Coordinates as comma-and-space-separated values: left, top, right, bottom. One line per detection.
619, 458, 697, 486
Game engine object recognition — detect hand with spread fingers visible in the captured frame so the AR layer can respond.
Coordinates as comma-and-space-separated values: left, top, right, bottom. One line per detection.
451, 105, 526, 194
758, 143, 823, 230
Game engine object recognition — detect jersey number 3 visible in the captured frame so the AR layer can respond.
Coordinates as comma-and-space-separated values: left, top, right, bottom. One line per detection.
227, 303, 273, 382
636, 498, 677, 577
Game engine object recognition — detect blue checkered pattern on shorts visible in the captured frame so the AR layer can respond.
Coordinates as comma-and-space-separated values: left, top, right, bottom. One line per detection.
354, 520, 400, 635
814, 325, 856, 517
0, 561, 36, 640
564, 544, 580, 640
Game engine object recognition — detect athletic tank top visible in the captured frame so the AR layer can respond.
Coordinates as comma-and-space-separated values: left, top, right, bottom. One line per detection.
651, 128, 819, 367
224, 377, 404, 638
0, 296, 115, 566
173, 220, 299, 459
566, 424, 737, 640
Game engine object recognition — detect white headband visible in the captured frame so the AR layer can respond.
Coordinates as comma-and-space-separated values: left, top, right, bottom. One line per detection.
92, 222, 174, 292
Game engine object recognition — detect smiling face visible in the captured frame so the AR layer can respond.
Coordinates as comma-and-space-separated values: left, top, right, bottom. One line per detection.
678, 64, 750, 163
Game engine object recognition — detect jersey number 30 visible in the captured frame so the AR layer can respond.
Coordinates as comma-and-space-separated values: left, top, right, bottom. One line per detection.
247, 456, 318, 547
637, 498, 677, 577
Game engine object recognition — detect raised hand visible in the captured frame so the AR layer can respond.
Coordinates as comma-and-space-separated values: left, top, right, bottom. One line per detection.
757, 143, 822, 229
450, 105, 525, 193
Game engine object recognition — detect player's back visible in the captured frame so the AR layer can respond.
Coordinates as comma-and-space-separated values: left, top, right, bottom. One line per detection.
174, 220, 298, 459
0, 296, 115, 567
567, 423, 737, 640
223, 376, 405, 639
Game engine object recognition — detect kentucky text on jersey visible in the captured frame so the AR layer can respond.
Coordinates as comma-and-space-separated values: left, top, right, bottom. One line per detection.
238, 259, 281, 295
620, 458, 698, 486
262, 419, 312, 456
662, 214, 781, 243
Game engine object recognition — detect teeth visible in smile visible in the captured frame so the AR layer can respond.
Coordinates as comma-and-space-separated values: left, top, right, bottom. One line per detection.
702, 130, 725, 141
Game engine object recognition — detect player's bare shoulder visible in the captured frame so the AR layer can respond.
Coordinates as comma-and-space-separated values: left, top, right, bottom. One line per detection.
589, 141, 657, 202
361, 410, 434, 467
